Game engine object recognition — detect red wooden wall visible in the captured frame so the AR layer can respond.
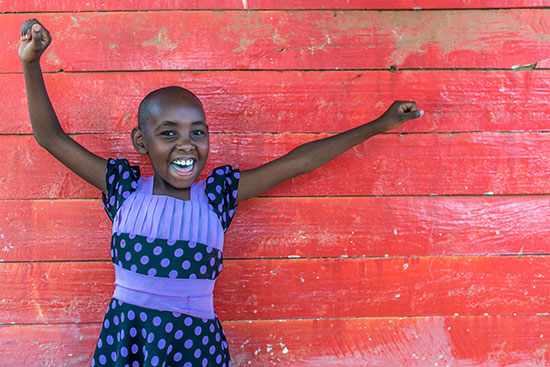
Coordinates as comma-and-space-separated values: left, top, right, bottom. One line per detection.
2, 1, 550, 366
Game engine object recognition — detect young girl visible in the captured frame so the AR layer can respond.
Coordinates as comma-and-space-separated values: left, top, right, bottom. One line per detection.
19, 19, 423, 367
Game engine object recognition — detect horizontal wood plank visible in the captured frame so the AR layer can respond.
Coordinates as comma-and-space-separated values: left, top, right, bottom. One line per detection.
1, 196, 549, 262
2, 133, 550, 199
3, 0, 550, 12
4, 70, 550, 135
2, 316, 550, 366
2, 257, 549, 323
3, 10, 550, 71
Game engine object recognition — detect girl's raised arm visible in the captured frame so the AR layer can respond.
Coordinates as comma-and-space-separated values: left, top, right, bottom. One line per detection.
236, 101, 423, 203
20, 19, 108, 193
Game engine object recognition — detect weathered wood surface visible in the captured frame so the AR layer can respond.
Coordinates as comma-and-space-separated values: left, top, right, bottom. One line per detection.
4, 70, 550, 135
3, 0, 550, 12
1, 196, 549, 262
2, 133, 550, 199
2, 316, 550, 367
2, 257, 549, 323
3, 10, 550, 72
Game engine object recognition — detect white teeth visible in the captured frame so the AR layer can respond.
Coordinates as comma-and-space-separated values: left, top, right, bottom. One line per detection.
172, 158, 194, 166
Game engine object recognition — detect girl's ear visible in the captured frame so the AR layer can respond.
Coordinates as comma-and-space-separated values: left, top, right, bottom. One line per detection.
131, 127, 148, 155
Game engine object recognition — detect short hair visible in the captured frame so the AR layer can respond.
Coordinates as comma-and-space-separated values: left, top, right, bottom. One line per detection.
137, 86, 204, 130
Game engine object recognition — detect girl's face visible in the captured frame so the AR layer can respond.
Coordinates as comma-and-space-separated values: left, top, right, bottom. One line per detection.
134, 96, 209, 198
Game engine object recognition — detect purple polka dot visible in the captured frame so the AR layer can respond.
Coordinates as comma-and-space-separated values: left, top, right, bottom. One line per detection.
184, 317, 193, 326
130, 264, 137, 272
216, 355, 222, 363
202, 335, 209, 345
151, 356, 159, 366
99, 355, 106, 365
218, 264, 223, 272
174, 330, 183, 340
131, 181, 138, 189
232, 190, 238, 199
111, 351, 117, 361
131, 344, 138, 354
227, 177, 232, 185
218, 204, 223, 212
174, 353, 182, 362
172, 312, 181, 318
184, 339, 193, 349
113, 315, 119, 325
153, 316, 161, 326
195, 252, 203, 261
125, 252, 132, 261
130, 327, 137, 337
212, 271, 217, 279
216, 168, 224, 175
215, 185, 222, 193
202, 358, 208, 367
121, 329, 125, 339
209, 345, 216, 354
195, 326, 202, 336
160, 258, 170, 267
217, 252, 222, 259
169, 270, 178, 278
189, 273, 197, 279
109, 196, 115, 206
111, 300, 117, 310
148, 268, 157, 276
128, 310, 135, 320
132, 361, 139, 367
153, 246, 162, 255
120, 312, 125, 323
184, 363, 192, 367
182, 261, 191, 270
194, 349, 201, 358
174, 248, 184, 257
122, 191, 130, 199
200, 265, 207, 274
147, 332, 155, 343
118, 164, 123, 173
134, 243, 142, 252
215, 333, 221, 342
207, 177, 215, 184
210, 324, 215, 332
108, 175, 115, 184
158, 338, 166, 349
140, 312, 147, 322
122, 171, 130, 180
97, 338, 103, 348
141, 328, 147, 338
121, 347, 128, 357
188, 241, 196, 249
120, 239, 126, 248
206, 246, 213, 254
110, 249, 114, 258
165, 322, 173, 333
129, 233, 136, 239
167, 345, 173, 354
208, 193, 216, 201
210, 258, 216, 266
146, 237, 155, 243
140, 255, 149, 265
104, 319, 110, 328
234, 172, 240, 179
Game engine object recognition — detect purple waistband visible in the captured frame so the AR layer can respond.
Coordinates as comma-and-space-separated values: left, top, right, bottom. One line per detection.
113, 264, 216, 319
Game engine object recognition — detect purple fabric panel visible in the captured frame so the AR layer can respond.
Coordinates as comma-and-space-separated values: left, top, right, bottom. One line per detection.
113, 177, 225, 250
113, 264, 215, 319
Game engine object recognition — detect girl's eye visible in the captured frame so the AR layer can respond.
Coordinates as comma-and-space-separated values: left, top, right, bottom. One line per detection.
161, 131, 175, 137
192, 130, 205, 137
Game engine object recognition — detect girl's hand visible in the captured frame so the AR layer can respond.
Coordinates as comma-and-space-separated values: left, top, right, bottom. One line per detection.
377, 100, 424, 132
19, 19, 51, 64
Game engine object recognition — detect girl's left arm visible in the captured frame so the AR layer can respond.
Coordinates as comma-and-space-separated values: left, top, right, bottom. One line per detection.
235, 100, 423, 204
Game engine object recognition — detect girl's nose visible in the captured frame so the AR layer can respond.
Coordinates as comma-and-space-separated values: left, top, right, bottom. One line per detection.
175, 135, 194, 151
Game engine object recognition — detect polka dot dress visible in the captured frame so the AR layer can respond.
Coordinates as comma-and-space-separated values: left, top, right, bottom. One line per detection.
93, 159, 239, 367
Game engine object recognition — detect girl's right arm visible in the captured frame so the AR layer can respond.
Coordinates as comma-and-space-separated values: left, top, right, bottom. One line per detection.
20, 19, 107, 193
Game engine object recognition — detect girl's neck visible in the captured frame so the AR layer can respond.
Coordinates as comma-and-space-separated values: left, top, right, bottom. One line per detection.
152, 175, 191, 201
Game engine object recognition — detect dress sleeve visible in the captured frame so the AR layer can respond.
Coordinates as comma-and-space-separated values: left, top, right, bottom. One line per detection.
205, 165, 240, 232
102, 158, 140, 221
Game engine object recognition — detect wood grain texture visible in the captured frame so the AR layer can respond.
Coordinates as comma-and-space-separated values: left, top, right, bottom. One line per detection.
4, 70, 550, 135
2, 133, 550, 200
1, 196, 549, 262
3, 0, 550, 12
2, 257, 549, 323
3, 10, 550, 72
2, 316, 550, 367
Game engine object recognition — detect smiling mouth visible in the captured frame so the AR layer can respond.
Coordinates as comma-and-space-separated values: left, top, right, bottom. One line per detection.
170, 158, 195, 174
